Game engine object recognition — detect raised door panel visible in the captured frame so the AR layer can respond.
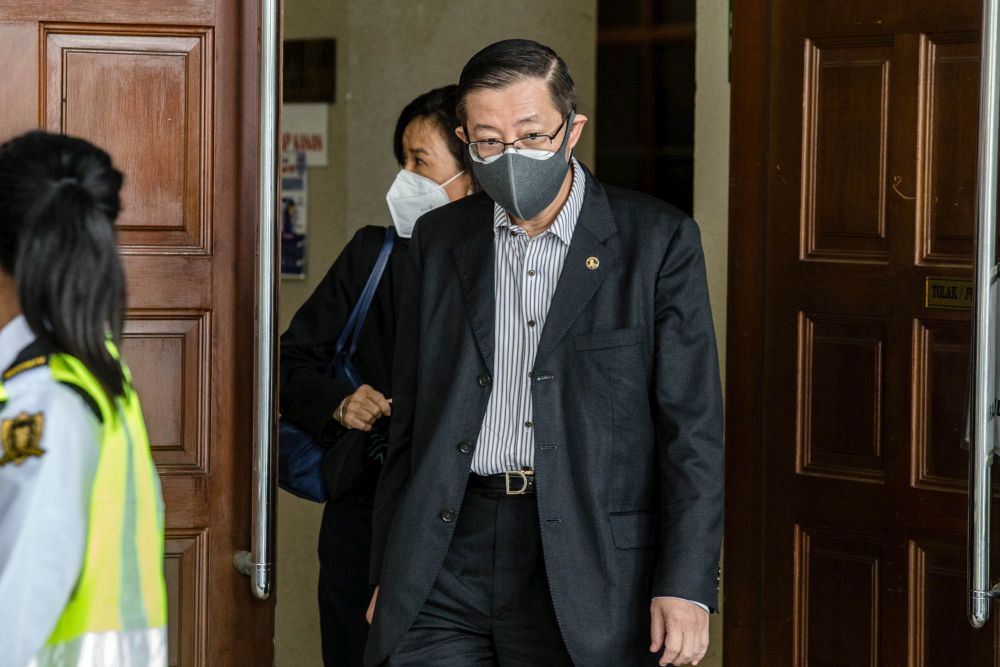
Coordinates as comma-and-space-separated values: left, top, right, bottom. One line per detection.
164, 531, 208, 666
908, 541, 998, 666
797, 312, 887, 482
912, 319, 972, 493
801, 38, 892, 263
916, 34, 978, 267
794, 526, 882, 667
43, 26, 213, 253
121, 312, 211, 475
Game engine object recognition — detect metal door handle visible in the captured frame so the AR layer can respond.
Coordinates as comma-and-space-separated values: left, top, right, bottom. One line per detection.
969, 0, 1000, 629
234, 0, 280, 601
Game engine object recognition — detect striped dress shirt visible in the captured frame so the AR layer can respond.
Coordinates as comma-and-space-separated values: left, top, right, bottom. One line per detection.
472, 159, 586, 475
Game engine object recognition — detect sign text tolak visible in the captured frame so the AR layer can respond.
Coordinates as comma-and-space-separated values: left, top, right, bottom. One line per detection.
925, 277, 973, 310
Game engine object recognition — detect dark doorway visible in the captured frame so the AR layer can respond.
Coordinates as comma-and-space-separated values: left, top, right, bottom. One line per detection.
595, 0, 696, 214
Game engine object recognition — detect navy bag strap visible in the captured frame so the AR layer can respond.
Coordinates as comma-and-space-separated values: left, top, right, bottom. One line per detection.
326, 226, 396, 378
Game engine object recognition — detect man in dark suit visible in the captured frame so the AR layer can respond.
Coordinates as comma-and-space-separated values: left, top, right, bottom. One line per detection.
365, 39, 723, 667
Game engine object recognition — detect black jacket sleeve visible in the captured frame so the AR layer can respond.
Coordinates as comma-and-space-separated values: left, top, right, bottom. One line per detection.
279, 228, 380, 438
651, 218, 724, 610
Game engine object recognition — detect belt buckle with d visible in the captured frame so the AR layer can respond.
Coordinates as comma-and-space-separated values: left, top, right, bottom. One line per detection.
504, 469, 531, 495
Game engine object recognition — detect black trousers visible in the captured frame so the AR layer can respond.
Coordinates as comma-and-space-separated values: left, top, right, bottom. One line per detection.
319, 495, 374, 667
387, 483, 574, 666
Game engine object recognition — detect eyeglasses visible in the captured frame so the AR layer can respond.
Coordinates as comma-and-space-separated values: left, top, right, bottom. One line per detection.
466, 115, 569, 163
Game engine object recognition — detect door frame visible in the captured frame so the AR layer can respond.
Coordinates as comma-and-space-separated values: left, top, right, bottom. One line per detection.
723, 0, 771, 662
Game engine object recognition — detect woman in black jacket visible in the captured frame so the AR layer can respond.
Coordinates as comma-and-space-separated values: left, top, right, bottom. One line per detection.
279, 85, 473, 667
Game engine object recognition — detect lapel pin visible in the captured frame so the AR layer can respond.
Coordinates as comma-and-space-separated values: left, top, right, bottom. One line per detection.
586, 257, 600, 271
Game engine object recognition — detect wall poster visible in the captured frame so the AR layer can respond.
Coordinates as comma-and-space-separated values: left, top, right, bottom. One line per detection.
281, 150, 308, 279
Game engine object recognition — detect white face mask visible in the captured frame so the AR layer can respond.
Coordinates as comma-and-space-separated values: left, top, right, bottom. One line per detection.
385, 169, 465, 238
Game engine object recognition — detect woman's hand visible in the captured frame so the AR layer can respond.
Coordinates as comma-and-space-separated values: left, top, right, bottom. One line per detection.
335, 384, 391, 431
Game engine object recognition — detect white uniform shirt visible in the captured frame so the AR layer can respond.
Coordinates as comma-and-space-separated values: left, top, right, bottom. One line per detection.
0, 316, 101, 667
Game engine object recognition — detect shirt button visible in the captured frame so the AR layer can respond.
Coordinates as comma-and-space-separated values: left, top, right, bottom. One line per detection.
527, 320, 537, 328
510, 230, 517, 238
440, 510, 456, 523
527, 269, 537, 277
478, 374, 492, 387
458, 441, 474, 454
524, 421, 533, 429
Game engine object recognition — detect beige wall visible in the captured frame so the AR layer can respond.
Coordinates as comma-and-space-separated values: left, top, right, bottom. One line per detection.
277, 2, 597, 665
695, 0, 730, 378
693, 1, 731, 665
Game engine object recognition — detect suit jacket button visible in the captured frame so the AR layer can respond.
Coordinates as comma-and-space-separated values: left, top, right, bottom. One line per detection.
478, 374, 492, 387
440, 510, 456, 523
458, 441, 474, 454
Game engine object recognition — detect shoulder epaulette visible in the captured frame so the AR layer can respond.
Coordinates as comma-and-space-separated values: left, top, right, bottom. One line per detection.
2, 342, 103, 422
3, 342, 47, 382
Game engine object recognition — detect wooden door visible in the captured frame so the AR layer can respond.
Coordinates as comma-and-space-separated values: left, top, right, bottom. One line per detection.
726, 0, 997, 664
0, 2, 275, 664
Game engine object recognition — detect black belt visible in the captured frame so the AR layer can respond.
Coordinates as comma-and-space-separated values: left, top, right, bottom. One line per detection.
468, 469, 536, 495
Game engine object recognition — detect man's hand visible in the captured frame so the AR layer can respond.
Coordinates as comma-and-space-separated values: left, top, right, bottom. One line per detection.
649, 597, 709, 665
366, 585, 379, 625
335, 385, 391, 431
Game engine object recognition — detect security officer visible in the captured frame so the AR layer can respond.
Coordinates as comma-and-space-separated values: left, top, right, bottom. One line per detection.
0, 131, 167, 666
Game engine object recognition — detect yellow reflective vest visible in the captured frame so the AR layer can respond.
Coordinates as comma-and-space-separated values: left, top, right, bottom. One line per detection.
1, 344, 168, 667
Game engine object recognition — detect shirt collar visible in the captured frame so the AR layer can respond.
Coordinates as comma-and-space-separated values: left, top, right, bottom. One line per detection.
494, 158, 586, 246
0, 315, 36, 373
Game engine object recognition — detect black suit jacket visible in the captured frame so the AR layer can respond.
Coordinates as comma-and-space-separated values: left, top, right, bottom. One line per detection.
366, 166, 723, 666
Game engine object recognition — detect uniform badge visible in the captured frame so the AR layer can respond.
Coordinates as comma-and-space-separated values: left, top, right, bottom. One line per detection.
586, 256, 600, 270
1, 412, 46, 466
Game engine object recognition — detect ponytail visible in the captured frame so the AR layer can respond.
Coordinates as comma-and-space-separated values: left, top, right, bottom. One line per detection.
0, 132, 127, 401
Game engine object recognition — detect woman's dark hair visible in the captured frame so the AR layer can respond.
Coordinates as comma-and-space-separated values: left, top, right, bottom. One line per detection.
456, 39, 577, 124
0, 131, 127, 400
393, 84, 473, 177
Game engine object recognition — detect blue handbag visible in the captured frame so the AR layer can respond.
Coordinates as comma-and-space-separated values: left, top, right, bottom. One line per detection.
278, 227, 396, 502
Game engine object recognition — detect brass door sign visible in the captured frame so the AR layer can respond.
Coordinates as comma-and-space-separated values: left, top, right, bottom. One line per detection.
926, 277, 973, 310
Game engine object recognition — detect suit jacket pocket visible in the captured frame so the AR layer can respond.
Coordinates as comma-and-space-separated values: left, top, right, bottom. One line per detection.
608, 510, 657, 550
574, 325, 645, 352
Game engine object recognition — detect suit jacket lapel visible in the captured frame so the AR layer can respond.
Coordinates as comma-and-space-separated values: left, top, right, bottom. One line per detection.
534, 171, 619, 368
453, 205, 496, 372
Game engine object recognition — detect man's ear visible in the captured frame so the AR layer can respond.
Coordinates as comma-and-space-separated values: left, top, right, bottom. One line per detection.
566, 114, 588, 154
455, 126, 468, 143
